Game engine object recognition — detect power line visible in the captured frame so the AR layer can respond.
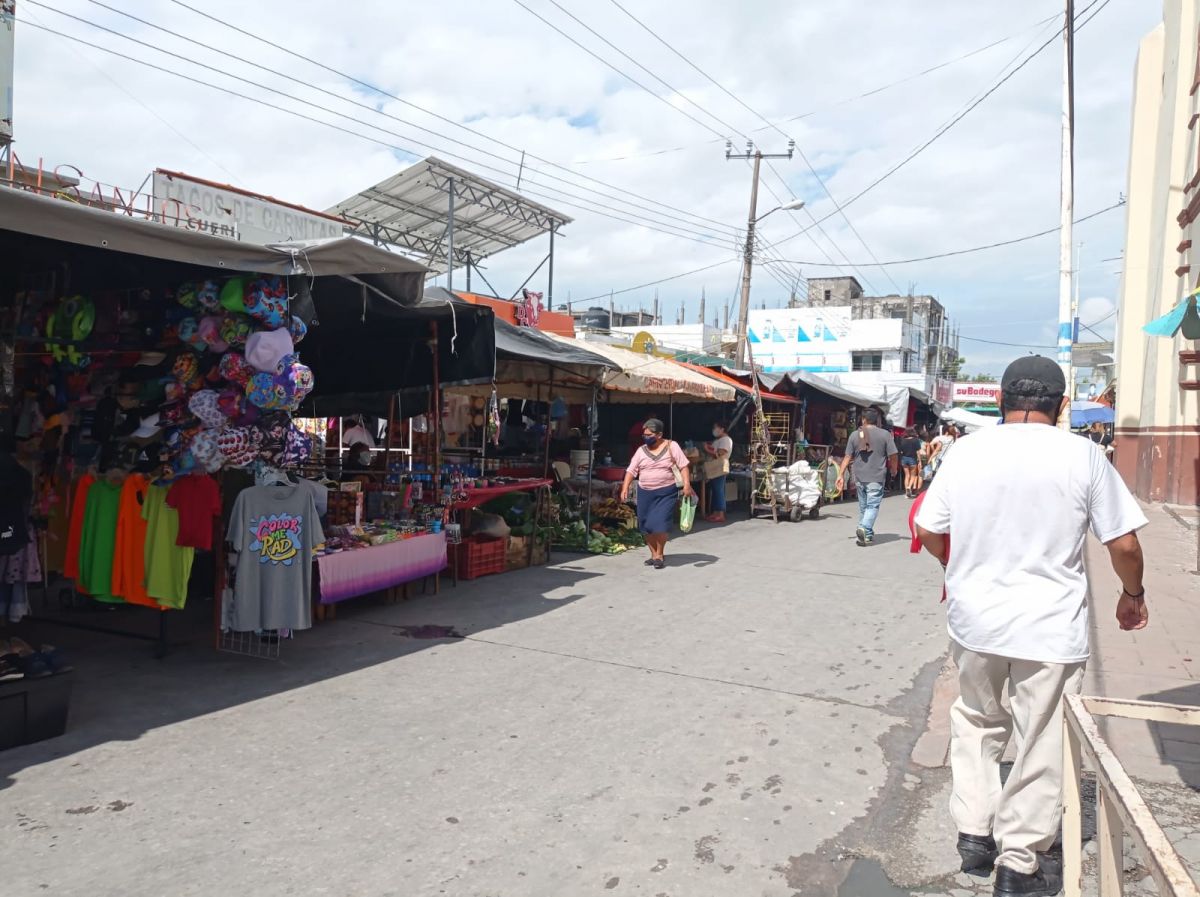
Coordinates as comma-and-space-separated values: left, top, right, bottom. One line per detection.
960, 335, 1056, 349
599, 0, 904, 294
568, 257, 740, 307
74, 0, 747, 242
764, 0, 1111, 252
757, 201, 1125, 269
516, 0, 891, 299
20, 10, 740, 252
567, 12, 1060, 165
154, 0, 747, 237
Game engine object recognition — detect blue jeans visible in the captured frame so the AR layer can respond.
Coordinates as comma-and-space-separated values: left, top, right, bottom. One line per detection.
709, 475, 727, 513
856, 482, 884, 538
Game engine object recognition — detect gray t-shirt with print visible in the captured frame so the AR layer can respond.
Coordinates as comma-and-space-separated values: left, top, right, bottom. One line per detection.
845, 426, 898, 485
227, 483, 325, 632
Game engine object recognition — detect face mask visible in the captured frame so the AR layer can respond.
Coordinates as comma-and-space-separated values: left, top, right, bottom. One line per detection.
712, 428, 722, 438
643, 434, 659, 446
356, 452, 371, 466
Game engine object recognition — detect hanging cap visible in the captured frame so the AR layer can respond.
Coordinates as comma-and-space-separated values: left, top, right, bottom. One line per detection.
132, 413, 162, 440
1000, 355, 1066, 397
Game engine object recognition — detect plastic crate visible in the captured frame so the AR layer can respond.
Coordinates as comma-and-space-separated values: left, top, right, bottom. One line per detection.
456, 536, 507, 580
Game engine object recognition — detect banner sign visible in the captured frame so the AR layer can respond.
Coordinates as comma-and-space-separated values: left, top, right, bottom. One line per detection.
747, 308, 851, 372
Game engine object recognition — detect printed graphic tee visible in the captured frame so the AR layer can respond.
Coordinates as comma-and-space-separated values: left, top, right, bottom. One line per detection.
226, 484, 324, 632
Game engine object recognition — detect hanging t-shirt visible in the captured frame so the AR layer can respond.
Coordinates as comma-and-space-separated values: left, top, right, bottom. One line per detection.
166, 474, 222, 551
142, 484, 195, 610
79, 479, 123, 602
64, 473, 95, 588
112, 473, 158, 609
226, 484, 324, 632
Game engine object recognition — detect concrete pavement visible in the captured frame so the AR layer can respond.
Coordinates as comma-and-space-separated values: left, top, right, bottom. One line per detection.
2, 495, 1196, 896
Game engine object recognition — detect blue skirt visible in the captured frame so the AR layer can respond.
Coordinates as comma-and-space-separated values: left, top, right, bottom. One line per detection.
637, 483, 679, 535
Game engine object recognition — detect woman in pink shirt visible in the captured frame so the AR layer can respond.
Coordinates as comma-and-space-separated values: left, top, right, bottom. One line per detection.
620, 418, 695, 569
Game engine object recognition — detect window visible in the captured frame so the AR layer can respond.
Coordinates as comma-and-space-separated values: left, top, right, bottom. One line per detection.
852, 352, 883, 372
823, 289, 831, 302
889, 309, 908, 320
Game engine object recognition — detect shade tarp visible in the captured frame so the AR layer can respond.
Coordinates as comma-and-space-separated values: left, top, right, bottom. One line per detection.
677, 363, 800, 404
940, 407, 1000, 431
0, 186, 428, 303
299, 286, 496, 416
546, 337, 736, 403
427, 288, 615, 401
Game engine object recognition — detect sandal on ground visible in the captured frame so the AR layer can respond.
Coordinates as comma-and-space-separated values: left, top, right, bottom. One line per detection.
652, 558, 665, 570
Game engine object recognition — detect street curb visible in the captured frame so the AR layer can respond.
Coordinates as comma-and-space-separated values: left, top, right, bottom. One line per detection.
911, 653, 957, 768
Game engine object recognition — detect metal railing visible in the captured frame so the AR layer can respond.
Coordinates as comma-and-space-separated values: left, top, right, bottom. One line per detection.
1063, 695, 1200, 897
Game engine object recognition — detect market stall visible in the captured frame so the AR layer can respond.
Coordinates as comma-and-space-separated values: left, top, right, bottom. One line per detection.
539, 337, 736, 554
0, 186, 436, 677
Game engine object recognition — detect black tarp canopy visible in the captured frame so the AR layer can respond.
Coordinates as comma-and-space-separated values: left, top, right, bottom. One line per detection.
300, 287, 496, 417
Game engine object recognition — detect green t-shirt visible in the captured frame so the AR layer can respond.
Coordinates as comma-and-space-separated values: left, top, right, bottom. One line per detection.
80, 480, 122, 602
142, 484, 195, 609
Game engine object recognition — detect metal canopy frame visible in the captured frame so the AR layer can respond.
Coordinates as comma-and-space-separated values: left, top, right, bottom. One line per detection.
329, 156, 572, 300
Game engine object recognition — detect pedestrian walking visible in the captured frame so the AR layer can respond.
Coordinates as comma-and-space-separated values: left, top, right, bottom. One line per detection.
836, 407, 898, 546
620, 418, 694, 569
915, 356, 1148, 897
898, 427, 924, 498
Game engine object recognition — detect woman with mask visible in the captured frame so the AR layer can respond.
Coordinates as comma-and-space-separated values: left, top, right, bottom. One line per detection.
702, 420, 733, 523
620, 418, 694, 569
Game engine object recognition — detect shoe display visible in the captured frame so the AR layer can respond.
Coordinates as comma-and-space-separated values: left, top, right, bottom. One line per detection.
957, 832, 998, 876
994, 864, 1063, 897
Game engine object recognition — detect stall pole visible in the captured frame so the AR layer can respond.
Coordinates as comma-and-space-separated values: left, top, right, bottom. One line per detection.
548, 226, 555, 306
541, 370, 555, 479
446, 178, 456, 294
584, 384, 596, 544
383, 393, 396, 472
465, 250, 472, 293
669, 396, 674, 437
431, 321, 441, 477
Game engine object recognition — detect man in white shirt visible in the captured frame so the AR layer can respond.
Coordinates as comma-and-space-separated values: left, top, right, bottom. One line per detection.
915, 356, 1148, 897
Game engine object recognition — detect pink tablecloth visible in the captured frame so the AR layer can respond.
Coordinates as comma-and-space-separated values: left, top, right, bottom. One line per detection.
316, 533, 447, 605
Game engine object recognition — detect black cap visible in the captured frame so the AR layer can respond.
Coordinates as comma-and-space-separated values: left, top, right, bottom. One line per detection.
1000, 355, 1066, 397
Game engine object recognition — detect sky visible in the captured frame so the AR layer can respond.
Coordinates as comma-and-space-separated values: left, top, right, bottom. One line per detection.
9, 0, 1165, 376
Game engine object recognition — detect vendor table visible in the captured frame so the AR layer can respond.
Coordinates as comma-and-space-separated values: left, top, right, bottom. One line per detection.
451, 479, 553, 511
315, 533, 447, 613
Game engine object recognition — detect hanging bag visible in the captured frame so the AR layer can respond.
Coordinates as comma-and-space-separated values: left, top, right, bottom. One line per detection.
679, 493, 698, 533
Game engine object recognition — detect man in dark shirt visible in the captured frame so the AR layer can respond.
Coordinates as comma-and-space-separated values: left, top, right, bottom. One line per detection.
836, 408, 899, 546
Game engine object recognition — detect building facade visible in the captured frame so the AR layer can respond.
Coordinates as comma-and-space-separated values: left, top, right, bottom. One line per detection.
806, 277, 960, 380
1114, 2, 1200, 506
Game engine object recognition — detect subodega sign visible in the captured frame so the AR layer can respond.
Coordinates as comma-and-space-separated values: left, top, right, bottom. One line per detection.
151, 169, 345, 245
953, 382, 1000, 404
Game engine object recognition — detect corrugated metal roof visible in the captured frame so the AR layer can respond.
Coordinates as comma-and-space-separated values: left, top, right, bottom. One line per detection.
328, 156, 571, 275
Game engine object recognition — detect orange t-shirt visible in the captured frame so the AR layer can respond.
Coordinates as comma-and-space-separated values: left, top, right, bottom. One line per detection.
112, 473, 159, 609
64, 473, 95, 592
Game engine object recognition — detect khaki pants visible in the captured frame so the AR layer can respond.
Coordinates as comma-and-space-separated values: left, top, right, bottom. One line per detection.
949, 641, 1085, 874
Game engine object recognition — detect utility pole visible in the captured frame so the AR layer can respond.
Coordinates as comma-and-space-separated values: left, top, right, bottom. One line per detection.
653, 289, 660, 326
698, 287, 706, 325
723, 299, 730, 331
1057, 0, 1076, 427
1070, 240, 1083, 400
727, 140, 796, 368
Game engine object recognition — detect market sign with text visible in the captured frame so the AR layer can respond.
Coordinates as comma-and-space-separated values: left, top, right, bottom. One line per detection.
151, 170, 346, 245
952, 382, 1000, 404
747, 308, 851, 373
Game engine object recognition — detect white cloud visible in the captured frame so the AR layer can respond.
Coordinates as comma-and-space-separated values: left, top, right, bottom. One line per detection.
8, 0, 1163, 373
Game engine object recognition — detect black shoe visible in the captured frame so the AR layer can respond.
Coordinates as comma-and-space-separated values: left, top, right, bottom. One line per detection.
994, 865, 1062, 897
958, 833, 997, 876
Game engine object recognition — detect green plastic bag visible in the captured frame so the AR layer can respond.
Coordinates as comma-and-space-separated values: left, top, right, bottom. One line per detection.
679, 494, 698, 533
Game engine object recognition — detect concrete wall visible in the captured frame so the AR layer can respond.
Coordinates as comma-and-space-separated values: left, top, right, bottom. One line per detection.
610, 324, 723, 354
1114, 5, 1200, 506
807, 276, 863, 306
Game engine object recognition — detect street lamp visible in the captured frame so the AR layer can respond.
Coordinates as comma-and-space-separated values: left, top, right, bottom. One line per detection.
756, 199, 806, 223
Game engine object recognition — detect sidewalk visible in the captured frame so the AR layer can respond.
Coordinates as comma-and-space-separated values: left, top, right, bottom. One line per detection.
1084, 501, 1200, 787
